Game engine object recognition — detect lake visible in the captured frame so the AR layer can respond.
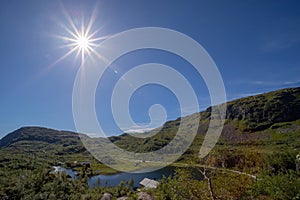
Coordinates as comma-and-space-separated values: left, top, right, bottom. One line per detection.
53, 165, 203, 188
88, 166, 176, 188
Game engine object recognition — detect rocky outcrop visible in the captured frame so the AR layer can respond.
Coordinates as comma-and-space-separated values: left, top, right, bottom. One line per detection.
101, 193, 112, 200
137, 192, 154, 200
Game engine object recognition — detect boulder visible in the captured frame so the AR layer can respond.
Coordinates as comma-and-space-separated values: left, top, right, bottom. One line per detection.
137, 192, 154, 200
101, 193, 112, 200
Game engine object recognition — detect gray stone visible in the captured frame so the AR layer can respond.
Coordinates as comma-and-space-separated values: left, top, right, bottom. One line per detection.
101, 193, 112, 200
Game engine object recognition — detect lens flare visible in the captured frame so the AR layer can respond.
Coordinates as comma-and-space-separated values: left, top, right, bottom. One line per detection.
77, 35, 90, 50
53, 7, 109, 66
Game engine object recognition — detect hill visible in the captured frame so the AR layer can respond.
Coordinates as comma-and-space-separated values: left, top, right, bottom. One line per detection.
225, 87, 300, 131
0, 87, 299, 170
0, 126, 83, 148
0, 87, 299, 200
112, 87, 300, 152
1, 87, 299, 149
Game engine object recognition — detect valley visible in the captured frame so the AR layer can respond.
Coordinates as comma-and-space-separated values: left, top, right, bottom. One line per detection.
0, 87, 300, 199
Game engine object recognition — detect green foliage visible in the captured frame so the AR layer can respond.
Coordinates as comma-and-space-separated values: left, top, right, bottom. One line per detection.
0, 87, 300, 199
246, 152, 300, 200
249, 170, 300, 200
0, 168, 84, 199
153, 168, 255, 200
154, 168, 203, 199
0, 167, 136, 200
264, 151, 298, 174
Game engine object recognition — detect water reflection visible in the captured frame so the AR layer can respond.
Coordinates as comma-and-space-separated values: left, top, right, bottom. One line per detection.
88, 166, 176, 188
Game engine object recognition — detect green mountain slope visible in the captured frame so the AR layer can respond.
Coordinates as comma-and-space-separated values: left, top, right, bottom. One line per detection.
0, 126, 82, 148
1, 87, 299, 149
225, 87, 300, 131
0, 87, 299, 200
112, 87, 300, 152
0, 87, 299, 171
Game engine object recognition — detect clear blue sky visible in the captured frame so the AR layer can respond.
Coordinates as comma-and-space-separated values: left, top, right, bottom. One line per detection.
1, 0, 300, 138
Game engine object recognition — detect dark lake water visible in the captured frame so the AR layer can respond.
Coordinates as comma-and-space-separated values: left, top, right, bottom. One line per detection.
88, 166, 176, 188
53, 165, 203, 188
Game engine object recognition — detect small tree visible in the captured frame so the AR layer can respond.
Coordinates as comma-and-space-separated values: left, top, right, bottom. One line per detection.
128, 178, 134, 189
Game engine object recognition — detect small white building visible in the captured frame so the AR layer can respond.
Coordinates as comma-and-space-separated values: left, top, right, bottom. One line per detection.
139, 178, 159, 189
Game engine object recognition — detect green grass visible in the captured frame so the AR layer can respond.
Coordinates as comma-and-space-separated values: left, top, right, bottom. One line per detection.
0, 87, 300, 199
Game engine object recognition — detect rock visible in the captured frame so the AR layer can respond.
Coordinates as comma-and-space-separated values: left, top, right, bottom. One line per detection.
117, 197, 128, 200
101, 193, 112, 200
137, 192, 154, 200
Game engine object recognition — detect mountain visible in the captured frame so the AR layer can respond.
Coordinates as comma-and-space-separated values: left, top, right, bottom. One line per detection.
225, 87, 300, 131
0, 126, 83, 148
0, 127, 89, 169
1, 87, 299, 200
0, 87, 299, 169
1, 87, 300, 150
112, 87, 300, 152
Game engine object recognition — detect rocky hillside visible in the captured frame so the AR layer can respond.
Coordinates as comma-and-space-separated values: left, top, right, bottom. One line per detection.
113, 87, 300, 152
224, 87, 300, 131
1, 87, 299, 154
0, 87, 299, 200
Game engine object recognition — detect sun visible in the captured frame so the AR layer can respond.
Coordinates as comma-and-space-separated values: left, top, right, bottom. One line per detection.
59, 24, 99, 64
77, 35, 90, 51
53, 8, 109, 66
70, 31, 94, 58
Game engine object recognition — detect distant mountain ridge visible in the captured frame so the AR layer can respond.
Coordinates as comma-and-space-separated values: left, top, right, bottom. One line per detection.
0, 126, 82, 148
0, 87, 300, 150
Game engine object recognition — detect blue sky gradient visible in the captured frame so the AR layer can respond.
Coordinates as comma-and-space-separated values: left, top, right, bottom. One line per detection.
0, 0, 300, 137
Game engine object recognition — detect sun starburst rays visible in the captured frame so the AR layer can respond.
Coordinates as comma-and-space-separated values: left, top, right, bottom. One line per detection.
53, 8, 108, 67
60, 23, 98, 65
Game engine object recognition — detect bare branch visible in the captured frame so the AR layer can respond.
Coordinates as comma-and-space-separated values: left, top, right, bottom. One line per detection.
196, 163, 215, 200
